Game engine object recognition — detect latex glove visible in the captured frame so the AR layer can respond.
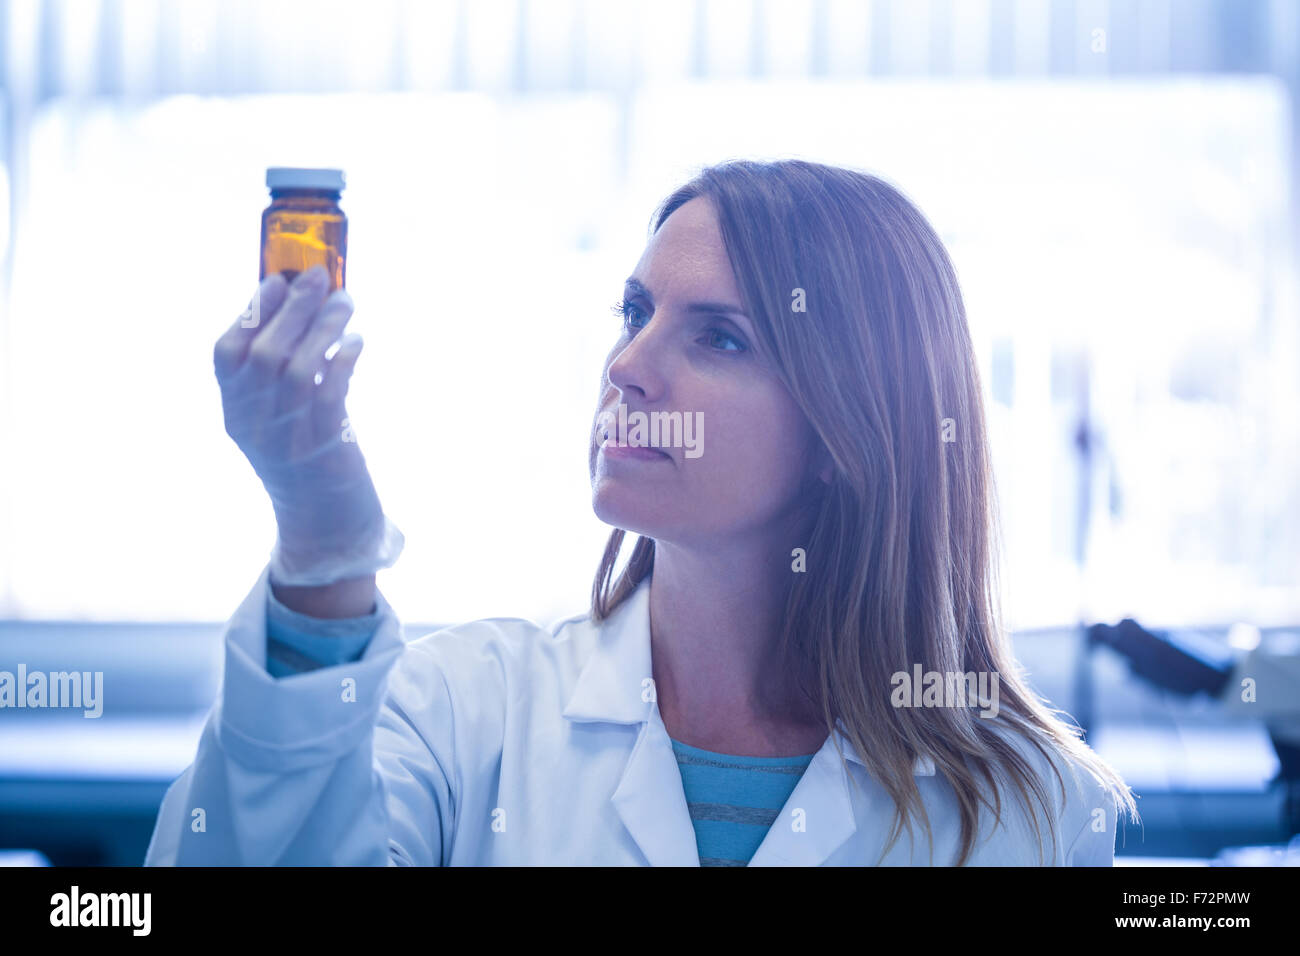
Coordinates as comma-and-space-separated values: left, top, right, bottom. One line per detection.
213, 265, 403, 586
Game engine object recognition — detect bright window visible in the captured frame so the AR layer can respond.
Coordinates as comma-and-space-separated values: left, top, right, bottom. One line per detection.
3, 79, 1296, 629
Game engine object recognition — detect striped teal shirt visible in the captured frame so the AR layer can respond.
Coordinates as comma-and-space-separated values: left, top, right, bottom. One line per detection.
265, 592, 817, 865
264, 586, 379, 678
668, 737, 816, 866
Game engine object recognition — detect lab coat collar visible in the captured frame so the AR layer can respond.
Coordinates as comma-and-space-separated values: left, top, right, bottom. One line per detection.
561, 575, 935, 774
561, 574, 934, 866
560, 575, 658, 727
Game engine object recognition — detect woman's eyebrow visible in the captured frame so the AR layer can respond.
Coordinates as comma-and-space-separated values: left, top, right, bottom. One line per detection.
624, 276, 751, 320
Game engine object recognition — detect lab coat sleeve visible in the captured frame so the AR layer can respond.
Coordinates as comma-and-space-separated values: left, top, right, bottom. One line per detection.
144, 562, 455, 866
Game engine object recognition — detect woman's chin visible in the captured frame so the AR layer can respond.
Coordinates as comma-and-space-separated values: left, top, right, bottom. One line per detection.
591, 488, 666, 538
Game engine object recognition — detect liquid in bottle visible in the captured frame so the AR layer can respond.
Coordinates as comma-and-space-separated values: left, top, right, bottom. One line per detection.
260, 167, 347, 291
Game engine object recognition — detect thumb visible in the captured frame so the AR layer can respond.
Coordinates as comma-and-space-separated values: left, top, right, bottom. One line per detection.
318, 332, 364, 405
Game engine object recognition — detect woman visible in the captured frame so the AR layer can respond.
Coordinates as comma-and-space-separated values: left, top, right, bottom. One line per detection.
147, 159, 1136, 866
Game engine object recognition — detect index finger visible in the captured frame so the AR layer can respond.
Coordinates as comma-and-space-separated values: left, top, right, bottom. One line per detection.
214, 273, 289, 376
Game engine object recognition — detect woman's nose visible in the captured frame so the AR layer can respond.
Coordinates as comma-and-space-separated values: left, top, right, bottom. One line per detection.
606, 325, 668, 402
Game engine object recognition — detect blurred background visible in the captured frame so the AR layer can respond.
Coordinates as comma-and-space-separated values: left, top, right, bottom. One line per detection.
1, 0, 1299, 866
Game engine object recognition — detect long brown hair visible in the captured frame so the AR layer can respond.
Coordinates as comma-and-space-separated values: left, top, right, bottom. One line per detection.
590, 159, 1137, 865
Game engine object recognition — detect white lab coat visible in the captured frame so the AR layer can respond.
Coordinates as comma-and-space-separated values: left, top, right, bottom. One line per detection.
145, 564, 1118, 866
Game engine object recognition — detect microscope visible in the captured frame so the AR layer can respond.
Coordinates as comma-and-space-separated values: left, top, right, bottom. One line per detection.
1087, 617, 1300, 839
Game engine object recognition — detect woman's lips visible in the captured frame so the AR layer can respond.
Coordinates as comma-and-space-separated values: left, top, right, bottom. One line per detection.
599, 435, 671, 461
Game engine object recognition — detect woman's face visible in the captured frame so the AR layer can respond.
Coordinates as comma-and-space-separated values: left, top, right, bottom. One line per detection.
589, 196, 822, 548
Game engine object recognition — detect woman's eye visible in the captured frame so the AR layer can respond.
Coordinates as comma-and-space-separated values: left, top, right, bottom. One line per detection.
608, 299, 747, 354
609, 299, 648, 330
704, 329, 747, 353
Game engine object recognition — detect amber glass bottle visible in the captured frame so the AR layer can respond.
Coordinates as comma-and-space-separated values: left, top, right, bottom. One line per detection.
260, 167, 347, 291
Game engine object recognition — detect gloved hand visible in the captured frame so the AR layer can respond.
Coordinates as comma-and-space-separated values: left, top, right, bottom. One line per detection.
213, 265, 403, 587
